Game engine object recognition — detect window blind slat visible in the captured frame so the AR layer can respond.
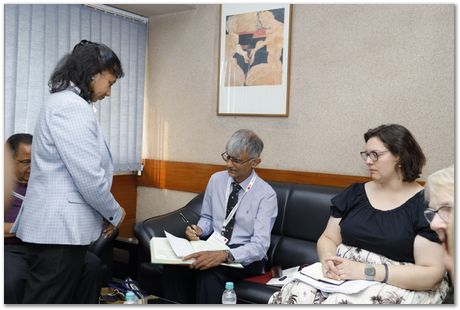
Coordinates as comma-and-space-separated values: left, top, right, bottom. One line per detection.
4, 4, 146, 172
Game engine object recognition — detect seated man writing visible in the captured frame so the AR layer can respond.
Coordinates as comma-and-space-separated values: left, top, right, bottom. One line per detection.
162, 129, 278, 303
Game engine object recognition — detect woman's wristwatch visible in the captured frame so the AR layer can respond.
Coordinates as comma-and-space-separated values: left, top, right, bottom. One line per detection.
364, 264, 376, 281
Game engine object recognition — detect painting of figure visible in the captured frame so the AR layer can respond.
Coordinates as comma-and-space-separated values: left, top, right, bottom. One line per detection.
218, 4, 291, 116
224, 8, 285, 87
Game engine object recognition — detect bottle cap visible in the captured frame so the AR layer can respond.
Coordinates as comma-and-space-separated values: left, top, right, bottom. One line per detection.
125, 290, 135, 301
225, 282, 234, 290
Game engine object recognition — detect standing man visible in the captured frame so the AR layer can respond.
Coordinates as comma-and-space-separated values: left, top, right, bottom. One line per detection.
4, 133, 102, 304
162, 129, 278, 303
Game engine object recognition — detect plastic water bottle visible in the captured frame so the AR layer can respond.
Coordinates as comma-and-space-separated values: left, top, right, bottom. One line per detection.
222, 282, 237, 304
124, 290, 137, 304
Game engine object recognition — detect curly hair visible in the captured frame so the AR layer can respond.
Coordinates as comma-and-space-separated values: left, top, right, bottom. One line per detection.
364, 124, 426, 182
49, 40, 124, 102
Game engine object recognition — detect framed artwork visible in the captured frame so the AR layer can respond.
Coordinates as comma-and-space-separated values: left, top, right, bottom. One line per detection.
217, 4, 291, 116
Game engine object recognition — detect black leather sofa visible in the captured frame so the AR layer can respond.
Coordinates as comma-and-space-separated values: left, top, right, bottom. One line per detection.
134, 181, 343, 304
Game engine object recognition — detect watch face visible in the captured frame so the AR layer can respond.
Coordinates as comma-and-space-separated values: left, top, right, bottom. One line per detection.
365, 266, 376, 276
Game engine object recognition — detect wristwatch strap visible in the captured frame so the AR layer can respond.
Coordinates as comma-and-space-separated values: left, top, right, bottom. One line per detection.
382, 263, 389, 283
226, 250, 235, 263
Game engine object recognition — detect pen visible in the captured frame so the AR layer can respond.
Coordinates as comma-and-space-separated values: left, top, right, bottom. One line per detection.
179, 212, 197, 232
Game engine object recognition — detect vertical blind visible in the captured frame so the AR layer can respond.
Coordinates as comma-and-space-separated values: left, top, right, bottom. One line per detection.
4, 4, 147, 172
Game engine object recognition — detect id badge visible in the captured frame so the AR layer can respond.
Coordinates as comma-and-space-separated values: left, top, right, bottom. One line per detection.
210, 231, 228, 245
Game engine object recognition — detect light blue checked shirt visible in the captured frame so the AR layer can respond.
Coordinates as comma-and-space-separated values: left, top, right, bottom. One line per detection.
198, 170, 277, 266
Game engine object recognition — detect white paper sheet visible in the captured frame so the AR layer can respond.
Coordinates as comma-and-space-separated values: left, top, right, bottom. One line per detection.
267, 266, 300, 287
164, 231, 195, 257
293, 272, 378, 294
301, 262, 345, 285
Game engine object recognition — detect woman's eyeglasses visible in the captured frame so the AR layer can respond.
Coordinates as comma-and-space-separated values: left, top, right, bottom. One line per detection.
424, 206, 452, 224
360, 150, 389, 162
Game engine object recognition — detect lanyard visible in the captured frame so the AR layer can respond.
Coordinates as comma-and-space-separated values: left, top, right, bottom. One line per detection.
11, 191, 25, 201
221, 173, 257, 231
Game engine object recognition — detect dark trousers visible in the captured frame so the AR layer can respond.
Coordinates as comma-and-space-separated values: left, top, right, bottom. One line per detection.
74, 251, 102, 304
21, 243, 88, 304
162, 259, 265, 304
4, 244, 29, 303
5, 243, 102, 304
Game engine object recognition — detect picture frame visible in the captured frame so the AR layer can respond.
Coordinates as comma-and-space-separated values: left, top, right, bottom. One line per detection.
217, 4, 292, 116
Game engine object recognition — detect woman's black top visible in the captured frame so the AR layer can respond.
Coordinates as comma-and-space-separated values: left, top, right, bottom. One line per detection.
331, 183, 440, 263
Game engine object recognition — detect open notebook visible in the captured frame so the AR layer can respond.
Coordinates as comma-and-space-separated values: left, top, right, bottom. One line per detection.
149, 231, 243, 268
300, 262, 345, 285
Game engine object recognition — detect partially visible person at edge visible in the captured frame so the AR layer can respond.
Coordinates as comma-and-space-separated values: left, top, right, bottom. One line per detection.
161, 129, 278, 303
11, 40, 126, 304
269, 124, 449, 304
4, 133, 102, 304
4, 142, 14, 210
424, 165, 454, 303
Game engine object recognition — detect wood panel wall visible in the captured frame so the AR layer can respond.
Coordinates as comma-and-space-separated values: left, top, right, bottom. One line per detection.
111, 174, 137, 238
137, 159, 371, 193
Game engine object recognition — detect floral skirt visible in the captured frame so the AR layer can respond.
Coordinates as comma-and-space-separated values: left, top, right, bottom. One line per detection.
268, 244, 450, 304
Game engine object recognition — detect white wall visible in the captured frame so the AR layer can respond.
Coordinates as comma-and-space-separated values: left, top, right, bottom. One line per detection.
138, 4, 454, 220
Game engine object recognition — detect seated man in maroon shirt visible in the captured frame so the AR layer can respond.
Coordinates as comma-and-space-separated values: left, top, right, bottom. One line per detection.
4, 133, 102, 304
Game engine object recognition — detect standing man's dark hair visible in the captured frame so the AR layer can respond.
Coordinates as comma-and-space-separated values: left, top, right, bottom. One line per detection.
49, 39, 124, 102
6, 133, 33, 156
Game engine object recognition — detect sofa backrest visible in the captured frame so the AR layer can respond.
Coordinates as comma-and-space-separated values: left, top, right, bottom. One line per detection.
267, 182, 342, 269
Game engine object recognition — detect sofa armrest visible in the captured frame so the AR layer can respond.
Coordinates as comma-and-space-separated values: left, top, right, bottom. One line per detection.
88, 227, 119, 285
88, 227, 119, 257
134, 193, 204, 261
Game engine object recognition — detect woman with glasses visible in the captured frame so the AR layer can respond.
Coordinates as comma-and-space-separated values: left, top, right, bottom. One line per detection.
424, 166, 454, 291
270, 124, 449, 304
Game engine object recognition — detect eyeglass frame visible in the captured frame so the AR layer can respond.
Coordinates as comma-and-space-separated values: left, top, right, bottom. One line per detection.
16, 159, 31, 166
360, 150, 389, 162
423, 206, 452, 224
221, 152, 255, 165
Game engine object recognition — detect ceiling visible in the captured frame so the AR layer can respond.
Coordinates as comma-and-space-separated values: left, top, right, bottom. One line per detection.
107, 4, 196, 18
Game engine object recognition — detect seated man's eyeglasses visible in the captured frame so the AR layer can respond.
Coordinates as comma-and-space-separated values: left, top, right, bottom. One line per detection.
221, 152, 254, 165
16, 159, 31, 166
424, 206, 452, 224
360, 150, 388, 162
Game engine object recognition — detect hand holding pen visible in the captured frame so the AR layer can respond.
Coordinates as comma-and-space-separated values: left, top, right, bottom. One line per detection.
180, 213, 202, 241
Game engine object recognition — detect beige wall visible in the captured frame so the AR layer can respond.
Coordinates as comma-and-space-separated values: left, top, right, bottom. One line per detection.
137, 4, 454, 220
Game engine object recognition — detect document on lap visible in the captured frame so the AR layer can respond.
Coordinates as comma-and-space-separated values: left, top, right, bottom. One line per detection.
294, 262, 378, 294
266, 266, 300, 287
301, 262, 345, 285
149, 231, 243, 268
